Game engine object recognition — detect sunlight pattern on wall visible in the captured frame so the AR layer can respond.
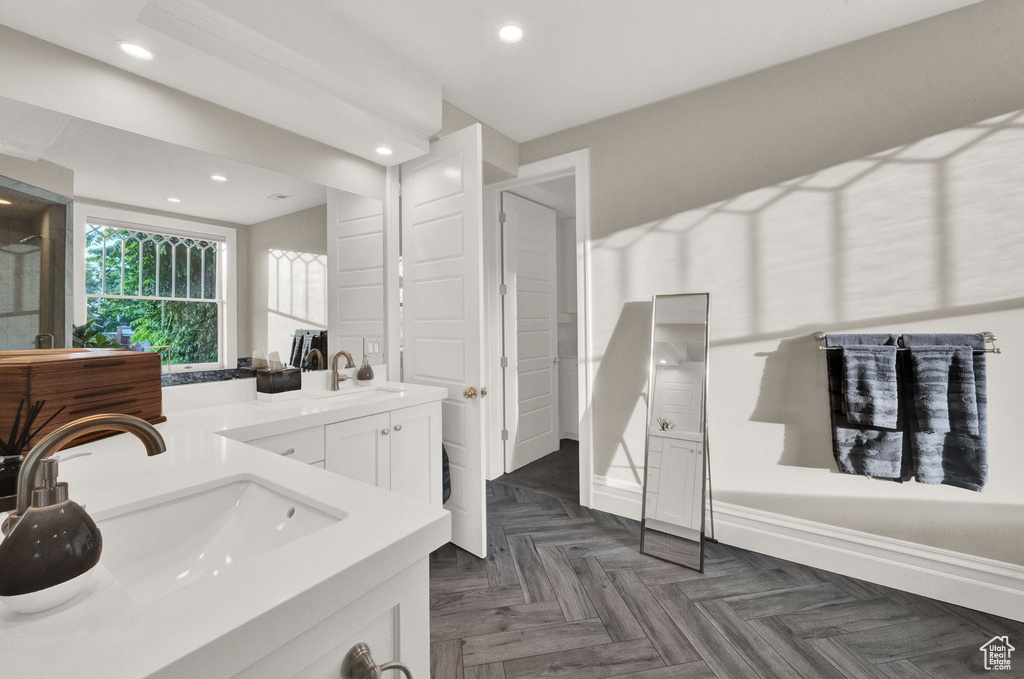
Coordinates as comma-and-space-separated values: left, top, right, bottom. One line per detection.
267, 249, 327, 326
591, 110, 1024, 344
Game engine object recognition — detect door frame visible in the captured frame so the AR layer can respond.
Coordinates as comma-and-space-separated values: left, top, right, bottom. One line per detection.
483, 149, 594, 508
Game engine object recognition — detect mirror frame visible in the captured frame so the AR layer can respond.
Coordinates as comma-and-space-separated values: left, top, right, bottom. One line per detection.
639, 292, 711, 572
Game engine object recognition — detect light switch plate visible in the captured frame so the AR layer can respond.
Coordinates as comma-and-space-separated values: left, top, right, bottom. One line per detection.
363, 336, 384, 365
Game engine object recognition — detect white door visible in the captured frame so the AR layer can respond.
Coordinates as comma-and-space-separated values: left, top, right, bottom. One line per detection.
651, 362, 704, 434
501, 193, 560, 472
327, 190, 385, 359
400, 124, 487, 558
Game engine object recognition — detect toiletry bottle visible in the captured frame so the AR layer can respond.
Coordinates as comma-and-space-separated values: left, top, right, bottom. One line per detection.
356, 355, 374, 384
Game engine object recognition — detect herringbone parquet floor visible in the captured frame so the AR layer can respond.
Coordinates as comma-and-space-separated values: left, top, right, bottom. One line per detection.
429, 444, 1023, 679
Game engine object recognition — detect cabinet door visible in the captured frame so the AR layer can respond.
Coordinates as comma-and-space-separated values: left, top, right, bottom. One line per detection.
325, 413, 391, 489
389, 402, 441, 506
655, 438, 703, 530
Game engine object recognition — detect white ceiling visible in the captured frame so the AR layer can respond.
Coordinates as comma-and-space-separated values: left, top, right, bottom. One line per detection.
0, 97, 326, 225
335, 0, 983, 141
0, 0, 985, 159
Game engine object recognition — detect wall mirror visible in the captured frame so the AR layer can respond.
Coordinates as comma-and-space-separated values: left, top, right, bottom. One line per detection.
640, 293, 710, 571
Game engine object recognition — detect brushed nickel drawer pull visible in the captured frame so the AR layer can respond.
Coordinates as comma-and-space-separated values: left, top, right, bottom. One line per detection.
393, 424, 402, 432
342, 643, 412, 678
281, 448, 296, 456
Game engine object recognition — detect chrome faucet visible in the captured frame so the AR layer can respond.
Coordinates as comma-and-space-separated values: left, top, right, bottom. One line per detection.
331, 351, 355, 390
305, 348, 324, 371
1, 414, 166, 535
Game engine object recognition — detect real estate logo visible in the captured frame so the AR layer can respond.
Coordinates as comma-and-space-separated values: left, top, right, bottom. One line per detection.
980, 636, 1014, 671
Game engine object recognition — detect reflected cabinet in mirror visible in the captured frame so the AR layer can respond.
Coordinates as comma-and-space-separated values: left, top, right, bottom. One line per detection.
640, 293, 710, 571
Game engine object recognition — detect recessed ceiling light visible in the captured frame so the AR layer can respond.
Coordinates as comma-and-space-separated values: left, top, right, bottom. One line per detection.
498, 25, 524, 43
210, 175, 227, 182
375, 146, 393, 156
0, 199, 11, 205
167, 197, 181, 203
117, 41, 154, 60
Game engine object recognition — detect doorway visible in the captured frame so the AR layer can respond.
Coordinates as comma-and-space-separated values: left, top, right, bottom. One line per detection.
483, 150, 593, 507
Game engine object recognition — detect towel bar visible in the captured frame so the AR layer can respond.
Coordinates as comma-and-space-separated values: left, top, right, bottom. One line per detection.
814, 331, 1001, 354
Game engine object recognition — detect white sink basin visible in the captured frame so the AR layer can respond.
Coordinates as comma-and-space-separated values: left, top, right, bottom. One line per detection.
98, 480, 344, 602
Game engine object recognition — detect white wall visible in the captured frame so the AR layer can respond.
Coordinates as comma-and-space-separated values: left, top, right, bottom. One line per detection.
521, 0, 1024, 566
247, 204, 328, 364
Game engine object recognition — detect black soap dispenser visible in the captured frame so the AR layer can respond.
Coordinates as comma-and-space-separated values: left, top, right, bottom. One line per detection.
356, 355, 374, 385
0, 455, 102, 614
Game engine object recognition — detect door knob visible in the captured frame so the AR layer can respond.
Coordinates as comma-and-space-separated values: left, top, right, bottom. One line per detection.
381, 428, 390, 436
463, 387, 478, 399
394, 424, 403, 432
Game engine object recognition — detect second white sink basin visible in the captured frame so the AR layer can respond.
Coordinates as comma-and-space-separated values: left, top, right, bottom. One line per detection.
305, 386, 401, 400
98, 480, 343, 602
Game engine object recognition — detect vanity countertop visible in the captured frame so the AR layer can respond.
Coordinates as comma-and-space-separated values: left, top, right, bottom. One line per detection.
0, 381, 451, 678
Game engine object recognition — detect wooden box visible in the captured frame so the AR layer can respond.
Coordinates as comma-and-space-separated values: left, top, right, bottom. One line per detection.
0, 348, 166, 453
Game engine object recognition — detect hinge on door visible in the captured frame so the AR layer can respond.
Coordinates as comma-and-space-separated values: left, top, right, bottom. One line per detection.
499, 283, 507, 295
397, 181, 402, 197
498, 211, 506, 224
501, 429, 509, 441
500, 356, 508, 368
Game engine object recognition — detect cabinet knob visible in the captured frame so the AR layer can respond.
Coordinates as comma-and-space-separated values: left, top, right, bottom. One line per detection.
463, 386, 478, 399
394, 424, 402, 432
342, 642, 413, 678
281, 448, 296, 456
381, 428, 390, 436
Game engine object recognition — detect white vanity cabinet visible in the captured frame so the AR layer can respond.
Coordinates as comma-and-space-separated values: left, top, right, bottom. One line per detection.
325, 402, 442, 506
235, 558, 429, 679
646, 431, 703, 532
324, 413, 391, 488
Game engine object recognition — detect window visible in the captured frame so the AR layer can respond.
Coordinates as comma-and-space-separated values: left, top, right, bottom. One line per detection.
84, 223, 225, 369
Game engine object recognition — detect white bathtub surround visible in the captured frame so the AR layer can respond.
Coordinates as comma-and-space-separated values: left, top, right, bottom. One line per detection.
0, 382, 450, 678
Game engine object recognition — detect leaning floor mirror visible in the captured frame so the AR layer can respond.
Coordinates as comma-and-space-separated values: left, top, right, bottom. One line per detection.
640, 293, 710, 571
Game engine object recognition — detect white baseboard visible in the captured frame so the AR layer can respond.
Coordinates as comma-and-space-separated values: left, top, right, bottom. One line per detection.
591, 475, 643, 521
712, 500, 1024, 623
587, 477, 1024, 622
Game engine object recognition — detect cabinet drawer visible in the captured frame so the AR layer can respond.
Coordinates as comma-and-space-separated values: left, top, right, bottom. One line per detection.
246, 426, 325, 464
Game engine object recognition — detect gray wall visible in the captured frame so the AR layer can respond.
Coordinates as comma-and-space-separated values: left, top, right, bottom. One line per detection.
520, 0, 1024, 564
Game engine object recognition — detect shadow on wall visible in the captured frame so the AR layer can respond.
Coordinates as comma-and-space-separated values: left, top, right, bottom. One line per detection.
750, 335, 834, 470
591, 300, 653, 483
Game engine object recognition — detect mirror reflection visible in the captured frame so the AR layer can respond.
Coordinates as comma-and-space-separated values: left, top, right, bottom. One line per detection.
641, 293, 710, 571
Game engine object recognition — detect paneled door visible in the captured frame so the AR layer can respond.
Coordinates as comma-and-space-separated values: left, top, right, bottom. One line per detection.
501, 193, 560, 472
400, 124, 487, 557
